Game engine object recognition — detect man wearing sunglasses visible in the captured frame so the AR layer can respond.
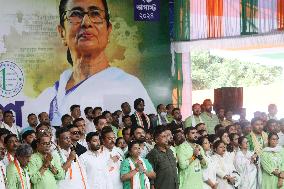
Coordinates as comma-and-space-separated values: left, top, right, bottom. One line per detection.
67, 124, 87, 156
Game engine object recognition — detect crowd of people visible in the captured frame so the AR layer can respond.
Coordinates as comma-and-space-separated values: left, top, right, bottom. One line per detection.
0, 98, 283, 189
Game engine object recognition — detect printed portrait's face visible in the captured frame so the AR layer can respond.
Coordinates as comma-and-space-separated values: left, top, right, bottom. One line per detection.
59, 0, 112, 56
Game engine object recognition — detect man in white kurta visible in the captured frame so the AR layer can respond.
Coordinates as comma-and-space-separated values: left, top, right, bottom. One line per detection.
31, 67, 156, 126
101, 126, 124, 189
1, 111, 21, 138
80, 132, 112, 189
55, 127, 89, 189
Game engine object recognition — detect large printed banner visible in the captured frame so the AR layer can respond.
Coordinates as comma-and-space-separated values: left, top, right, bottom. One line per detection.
0, 0, 172, 127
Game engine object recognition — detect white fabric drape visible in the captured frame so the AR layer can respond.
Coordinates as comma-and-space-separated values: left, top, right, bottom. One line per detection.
223, 0, 241, 37
258, 0, 278, 33
190, 0, 207, 39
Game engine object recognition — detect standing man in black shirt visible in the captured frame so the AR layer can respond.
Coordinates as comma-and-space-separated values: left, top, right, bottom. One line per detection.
146, 125, 179, 189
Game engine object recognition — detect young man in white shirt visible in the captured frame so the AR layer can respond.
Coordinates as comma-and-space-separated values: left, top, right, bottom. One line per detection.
80, 132, 111, 189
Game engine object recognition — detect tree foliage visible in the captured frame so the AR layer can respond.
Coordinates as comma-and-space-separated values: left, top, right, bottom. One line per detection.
191, 51, 283, 90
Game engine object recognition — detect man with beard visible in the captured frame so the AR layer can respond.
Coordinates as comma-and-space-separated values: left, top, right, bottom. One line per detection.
146, 125, 178, 189
0, 141, 6, 188
157, 104, 169, 126
131, 98, 152, 132
131, 126, 153, 158
185, 103, 204, 128
55, 127, 88, 189
176, 127, 207, 189
200, 99, 219, 134
84, 107, 95, 134
173, 129, 185, 154
101, 126, 124, 189
165, 126, 176, 158
26, 113, 38, 131
170, 108, 184, 132
28, 135, 64, 189
3, 134, 19, 166
247, 117, 268, 155
80, 132, 112, 188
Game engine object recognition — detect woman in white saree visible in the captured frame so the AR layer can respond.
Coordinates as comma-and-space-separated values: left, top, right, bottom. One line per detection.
212, 140, 240, 189
234, 136, 260, 189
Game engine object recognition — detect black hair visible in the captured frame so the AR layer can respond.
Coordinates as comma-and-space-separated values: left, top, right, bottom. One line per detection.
0, 128, 11, 138
102, 110, 111, 117
214, 124, 224, 134
66, 124, 78, 131
93, 115, 105, 126
266, 119, 278, 127
86, 131, 100, 142
22, 130, 36, 140
225, 124, 235, 133
130, 126, 145, 137
268, 132, 279, 147
184, 126, 197, 135
171, 108, 180, 115
156, 104, 164, 111
122, 115, 131, 123
56, 127, 70, 139
217, 130, 228, 141
101, 126, 114, 139
27, 113, 36, 119
251, 117, 262, 125
134, 98, 144, 110
126, 140, 140, 158
84, 107, 93, 116
122, 126, 131, 136
61, 114, 72, 123
4, 134, 18, 144
208, 134, 217, 144
229, 133, 238, 142
153, 125, 167, 140
73, 118, 85, 126
196, 123, 205, 130
93, 107, 102, 113
3, 110, 13, 117
36, 122, 50, 133
166, 104, 173, 110
37, 112, 48, 120
115, 137, 124, 146
238, 136, 247, 146
70, 104, 80, 112
212, 140, 224, 152
196, 136, 208, 146
192, 103, 200, 109
121, 102, 129, 109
